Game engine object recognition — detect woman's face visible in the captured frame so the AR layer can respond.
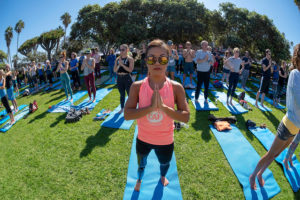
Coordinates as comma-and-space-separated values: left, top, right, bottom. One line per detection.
234, 51, 239, 57
120, 46, 127, 56
86, 53, 91, 59
146, 47, 169, 76
6, 65, 10, 71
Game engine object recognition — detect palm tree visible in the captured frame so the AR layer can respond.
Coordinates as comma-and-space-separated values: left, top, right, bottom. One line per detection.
60, 12, 71, 46
15, 20, 25, 58
5, 26, 13, 66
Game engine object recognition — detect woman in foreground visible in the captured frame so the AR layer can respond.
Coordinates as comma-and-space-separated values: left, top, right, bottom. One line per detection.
124, 39, 190, 192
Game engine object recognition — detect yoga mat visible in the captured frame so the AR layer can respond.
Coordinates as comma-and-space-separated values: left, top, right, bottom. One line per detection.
105, 77, 117, 85
250, 92, 285, 109
138, 74, 147, 81
178, 74, 196, 87
185, 90, 218, 111
252, 77, 261, 82
0, 105, 27, 126
252, 82, 260, 89
249, 127, 300, 192
44, 81, 61, 91
73, 88, 112, 111
211, 91, 248, 114
101, 98, 134, 130
48, 90, 88, 113
0, 106, 29, 132
211, 73, 222, 80
123, 126, 183, 200
210, 125, 281, 200
237, 83, 253, 92
236, 92, 272, 112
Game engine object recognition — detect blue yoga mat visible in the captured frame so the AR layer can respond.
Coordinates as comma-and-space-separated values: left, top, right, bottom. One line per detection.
123, 126, 183, 200
73, 88, 112, 111
252, 77, 261, 82
252, 82, 260, 89
236, 92, 272, 112
0, 105, 27, 126
105, 77, 117, 85
249, 127, 300, 192
0, 106, 29, 132
210, 125, 281, 199
44, 81, 61, 91
48, 90, 88, 113
250, 91, 285, 109
185, 90, 218, 111
101, 99, 134, 130
211, 91, 248, 114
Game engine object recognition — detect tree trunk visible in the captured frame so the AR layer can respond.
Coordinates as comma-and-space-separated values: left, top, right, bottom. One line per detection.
47, 49, 52, 61
64, 26, 66, 46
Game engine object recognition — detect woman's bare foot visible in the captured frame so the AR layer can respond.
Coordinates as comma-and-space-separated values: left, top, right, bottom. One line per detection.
88, 98, 92, 103
257, 173, 265, 187
134, 180, 142, 192
255, 102, 259, 108
70, 98, 73, 103
10, 120, 15, 125
93, 99, 96, 103
249, 174, 257, 190
161, 176, 169, 186
65, 98, 69, 102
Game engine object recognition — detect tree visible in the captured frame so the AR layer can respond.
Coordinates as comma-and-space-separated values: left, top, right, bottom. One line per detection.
295, 0, 300, 11
0, 50, 7, 63
38, 28, 65, 60
14, 20, 25, 58
60, 12, 71, 46
18, 36, 39, 57
5, 26, 13, 66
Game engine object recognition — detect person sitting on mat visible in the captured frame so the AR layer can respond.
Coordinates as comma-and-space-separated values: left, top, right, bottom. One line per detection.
124, 39, 190, 192
283, 131, 300, 169
250, 44, 300, 190
0, 70, 15, 125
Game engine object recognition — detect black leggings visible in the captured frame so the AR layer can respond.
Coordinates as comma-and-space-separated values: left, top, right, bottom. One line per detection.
71, 70, 81, 87
227, 72, 239, 98
117, 74, 132, 108
136, 138, 174, 181
47, 73, 53, 84
195, 71, 210, 100
1, 96, 12, 114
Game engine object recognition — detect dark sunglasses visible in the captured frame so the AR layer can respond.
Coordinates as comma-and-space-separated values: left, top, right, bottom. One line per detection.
146, 56, 169, 65
120, 49, 126, 52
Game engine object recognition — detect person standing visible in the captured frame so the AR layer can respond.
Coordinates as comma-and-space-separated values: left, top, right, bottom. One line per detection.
276, 61, 288, 105
272, 61, 280, 105
69, 52, 81, 90
0, 70, 15, 125
194, 40, 213, 103
93, 47, 102, 81
30, 61, 38, 91
106, 49, 117, 82
81, 50, 96, 102
140, 44, 147, 75
221, 50, 231, 85
182, 41, 195, 88
255, 49, 273, 108
241, 51, 251, 89
37, 63, 45, 85
224, 48, 245, 105
114, 44, 134, 114
45, 60, 53, 88
177, 44, 184, 75
166, 40, 178, 80
5, 64, 18, 112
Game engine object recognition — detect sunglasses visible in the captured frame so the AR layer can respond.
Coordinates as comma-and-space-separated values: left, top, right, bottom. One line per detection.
120, 49, 126, 52
146, 56, 169, 65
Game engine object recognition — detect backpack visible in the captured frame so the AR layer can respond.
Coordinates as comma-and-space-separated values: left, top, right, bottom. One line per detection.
23, 89, 30, 96
246, 120, 256, 129
29, 100, 38, 113
65, 108, 82, 123
213, 80, 223, 88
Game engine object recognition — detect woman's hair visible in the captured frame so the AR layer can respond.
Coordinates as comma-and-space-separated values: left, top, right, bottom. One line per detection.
110, 48, 115, 54
0, 69, 5, 77
60, 51, 67, 58
145, 39, 169, 57
120, 44, 129, 50
233, 47, 240, 53
292, 43, 300, 70
225, 50, 230, 55
71, 52, 77, 57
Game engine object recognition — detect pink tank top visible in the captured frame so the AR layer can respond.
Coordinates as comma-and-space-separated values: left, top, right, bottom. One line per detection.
137, 77, 175, 145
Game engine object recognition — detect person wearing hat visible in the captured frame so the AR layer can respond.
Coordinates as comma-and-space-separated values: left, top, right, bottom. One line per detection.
166, 40, 178, 80
81, 49, 96, 102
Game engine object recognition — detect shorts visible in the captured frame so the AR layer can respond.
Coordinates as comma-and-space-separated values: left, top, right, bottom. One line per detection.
183, 62, 194, 75
7, 87, 15, 101
259, 76, 270, 94
272, 77, 279, 85
213, 62, 218, 69
167, 65, 176, 73
277, 121, 295, 141
223, 68, 230, 74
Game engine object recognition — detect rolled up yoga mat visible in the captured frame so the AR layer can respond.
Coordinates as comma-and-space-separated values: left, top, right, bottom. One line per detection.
210, 124, 281, 199
249, 127, 300, 192
185, 89, 218, 111
211, 91, 248, 114
123, 126, 183, 200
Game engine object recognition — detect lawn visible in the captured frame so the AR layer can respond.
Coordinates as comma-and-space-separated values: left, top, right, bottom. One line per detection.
0, 72, 298, 200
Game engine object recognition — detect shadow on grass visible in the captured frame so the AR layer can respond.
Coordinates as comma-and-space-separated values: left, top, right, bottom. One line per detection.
28, 110, 49, 124
45, 93, 66, 104
80, 126, 118, 158
50, 113, 66, 128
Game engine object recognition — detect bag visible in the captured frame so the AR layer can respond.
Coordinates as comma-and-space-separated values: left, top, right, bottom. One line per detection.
65, 108, 82, 123
238, 91, 245, 101
29, 100, 38, 113
246, 119, 256, 129
213, 80, 223, 88
239, 100, 252, 110
23, 89, 30, 96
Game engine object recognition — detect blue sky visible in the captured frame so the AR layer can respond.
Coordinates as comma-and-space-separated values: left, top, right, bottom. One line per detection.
0, 0, 299, 58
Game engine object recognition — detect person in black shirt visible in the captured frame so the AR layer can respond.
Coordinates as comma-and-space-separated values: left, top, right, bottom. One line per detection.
255, 49, 273, 107
276, 61, 288, 104
241, 51, 251, 89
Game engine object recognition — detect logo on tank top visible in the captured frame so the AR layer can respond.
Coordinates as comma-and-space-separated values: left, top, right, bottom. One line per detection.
147, 110, 163, 124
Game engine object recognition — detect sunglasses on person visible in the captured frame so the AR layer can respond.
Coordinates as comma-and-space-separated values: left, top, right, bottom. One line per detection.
146, 56, 169, 65
120, 49, 126, 52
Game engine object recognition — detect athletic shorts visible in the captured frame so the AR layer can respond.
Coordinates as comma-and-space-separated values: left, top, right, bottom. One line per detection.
277, 121, 295, 141
223, 68, 230, 74
213, 62, 218, 68
183, 62, 194, 75
6, 87, 15, 101
259, 76, 270, 94
167, 65, 176, 73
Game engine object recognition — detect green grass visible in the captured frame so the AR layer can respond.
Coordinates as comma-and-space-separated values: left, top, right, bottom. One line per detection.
0, 74, 299, 199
